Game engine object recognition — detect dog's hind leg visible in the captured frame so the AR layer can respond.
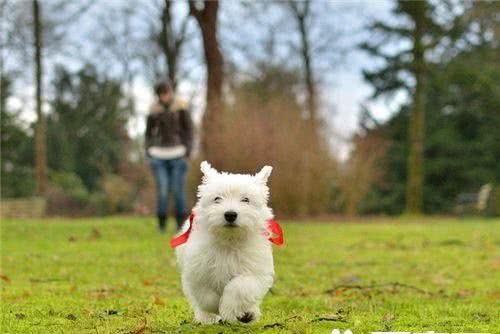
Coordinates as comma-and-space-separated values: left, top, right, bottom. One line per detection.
219, 274, 273, 323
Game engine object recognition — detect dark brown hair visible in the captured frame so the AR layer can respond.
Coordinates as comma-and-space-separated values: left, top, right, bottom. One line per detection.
154, 80, 172, 96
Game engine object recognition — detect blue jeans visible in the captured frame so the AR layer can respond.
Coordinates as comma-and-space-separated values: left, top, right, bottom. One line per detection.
149, 157, 188, 221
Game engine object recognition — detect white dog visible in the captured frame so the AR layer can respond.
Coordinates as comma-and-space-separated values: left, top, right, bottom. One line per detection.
171, 161, 283, 324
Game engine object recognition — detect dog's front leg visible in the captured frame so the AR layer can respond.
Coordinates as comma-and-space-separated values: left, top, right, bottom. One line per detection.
219, 274, 273, 323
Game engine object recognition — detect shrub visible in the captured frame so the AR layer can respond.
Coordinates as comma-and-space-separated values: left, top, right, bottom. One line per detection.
46, 172, 89, 216
199, 65, 337, 217
0, 166, 36, 198
49, 171, 88, 201
100, 174, 133, 213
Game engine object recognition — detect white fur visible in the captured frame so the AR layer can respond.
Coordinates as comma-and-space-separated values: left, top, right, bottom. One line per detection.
175, 161, 275, 324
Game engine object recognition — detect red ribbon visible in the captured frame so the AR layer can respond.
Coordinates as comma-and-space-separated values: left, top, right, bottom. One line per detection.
169, 212, 195, 248
169, 213, 284, 248
266, 218, 284, 246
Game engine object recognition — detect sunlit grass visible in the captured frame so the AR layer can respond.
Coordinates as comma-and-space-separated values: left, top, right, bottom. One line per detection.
1, 217, 499, 333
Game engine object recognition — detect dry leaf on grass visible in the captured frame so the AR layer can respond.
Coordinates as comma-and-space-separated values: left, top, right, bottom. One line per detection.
132, 318, 147, 334
142, 279, 155, 286
88, 228, 101, 240
152, 294, 165, 305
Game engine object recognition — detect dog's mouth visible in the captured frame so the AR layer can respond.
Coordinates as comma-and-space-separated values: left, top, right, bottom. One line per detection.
223, 222, 238, 228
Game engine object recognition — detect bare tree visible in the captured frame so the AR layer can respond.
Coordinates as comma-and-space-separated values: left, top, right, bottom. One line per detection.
96, 5, 138, 92
3, 0, 94, 198
189, 0, 224, 163
3, 1, 94, 77
93, 1, 197, 90
288, 0, 317, 124
32, 0, 47, 196
157, 0, 191, 89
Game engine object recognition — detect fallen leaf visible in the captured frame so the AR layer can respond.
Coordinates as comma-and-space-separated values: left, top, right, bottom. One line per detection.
0, 274, 10, 283
68, 236, 77, 242
152, 294, 165, 306
88, 287, 115, 300
88, 228, 101, 240
456, 289, 474, 298
132, 318, 147, 334
432, 275, 454, 285
382, 313, 395, 322
382, 312, 396, 331
487, 290, 500, 300
143, 279, 155, 286
472, 312, 490, 321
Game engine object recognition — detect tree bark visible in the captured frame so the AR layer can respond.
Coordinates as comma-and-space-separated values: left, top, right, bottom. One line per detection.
33, 0, 47, 196
158, 0, 189, 90
406, 2, 426, 214
288, 0, 323, 215
290, 0, 317, 124
189, 0, 224, 164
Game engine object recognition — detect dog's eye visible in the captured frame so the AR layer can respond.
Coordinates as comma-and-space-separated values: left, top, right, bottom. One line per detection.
214, 196, 222, 203
241, 197, 250, 203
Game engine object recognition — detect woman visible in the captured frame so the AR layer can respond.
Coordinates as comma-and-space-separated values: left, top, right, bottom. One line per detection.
145, 81, 193, 233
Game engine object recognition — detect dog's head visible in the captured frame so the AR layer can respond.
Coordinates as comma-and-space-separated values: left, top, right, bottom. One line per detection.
195, 161, 273, 237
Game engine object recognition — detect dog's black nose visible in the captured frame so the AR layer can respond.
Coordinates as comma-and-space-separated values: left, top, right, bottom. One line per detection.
224, 211, 238, 223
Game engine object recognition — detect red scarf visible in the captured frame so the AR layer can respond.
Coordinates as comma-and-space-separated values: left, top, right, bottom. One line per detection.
170, 212, 284, 248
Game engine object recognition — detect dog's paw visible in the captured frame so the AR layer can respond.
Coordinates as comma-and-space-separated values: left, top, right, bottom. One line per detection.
220, 305, 260, 323
237, 312, 255, 323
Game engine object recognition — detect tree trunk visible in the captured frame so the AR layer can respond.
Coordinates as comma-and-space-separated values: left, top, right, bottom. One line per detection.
288, 0, 318, 125
289, 0, 322, 215
157, 0, 191, 91
296, 2, 317, 124
33, 0, 47, 196
189, 0, 224, 164
160, 0, 177, 88
406, 3, 426, 214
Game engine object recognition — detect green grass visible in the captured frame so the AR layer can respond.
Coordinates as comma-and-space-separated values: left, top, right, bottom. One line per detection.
1, 217, 499, 333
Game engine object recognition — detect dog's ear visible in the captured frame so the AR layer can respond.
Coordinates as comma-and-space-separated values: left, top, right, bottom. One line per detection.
255, 165, 272, 185
200, 161, 218, 183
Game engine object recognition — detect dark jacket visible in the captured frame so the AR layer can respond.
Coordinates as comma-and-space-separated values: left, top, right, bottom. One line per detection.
145, 98, 194, 157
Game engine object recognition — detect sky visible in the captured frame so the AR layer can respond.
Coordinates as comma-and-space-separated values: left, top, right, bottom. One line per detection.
4, 0, 407, 160
129, 0, 408, 159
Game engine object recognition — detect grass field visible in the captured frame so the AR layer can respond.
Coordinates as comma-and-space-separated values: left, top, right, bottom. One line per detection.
1, 217, 499, 333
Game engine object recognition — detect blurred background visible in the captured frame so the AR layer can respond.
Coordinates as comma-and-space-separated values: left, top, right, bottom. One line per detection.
1, 0, 499, 219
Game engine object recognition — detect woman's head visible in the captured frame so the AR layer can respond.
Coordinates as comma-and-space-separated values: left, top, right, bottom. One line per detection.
155, 80, 173, 105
